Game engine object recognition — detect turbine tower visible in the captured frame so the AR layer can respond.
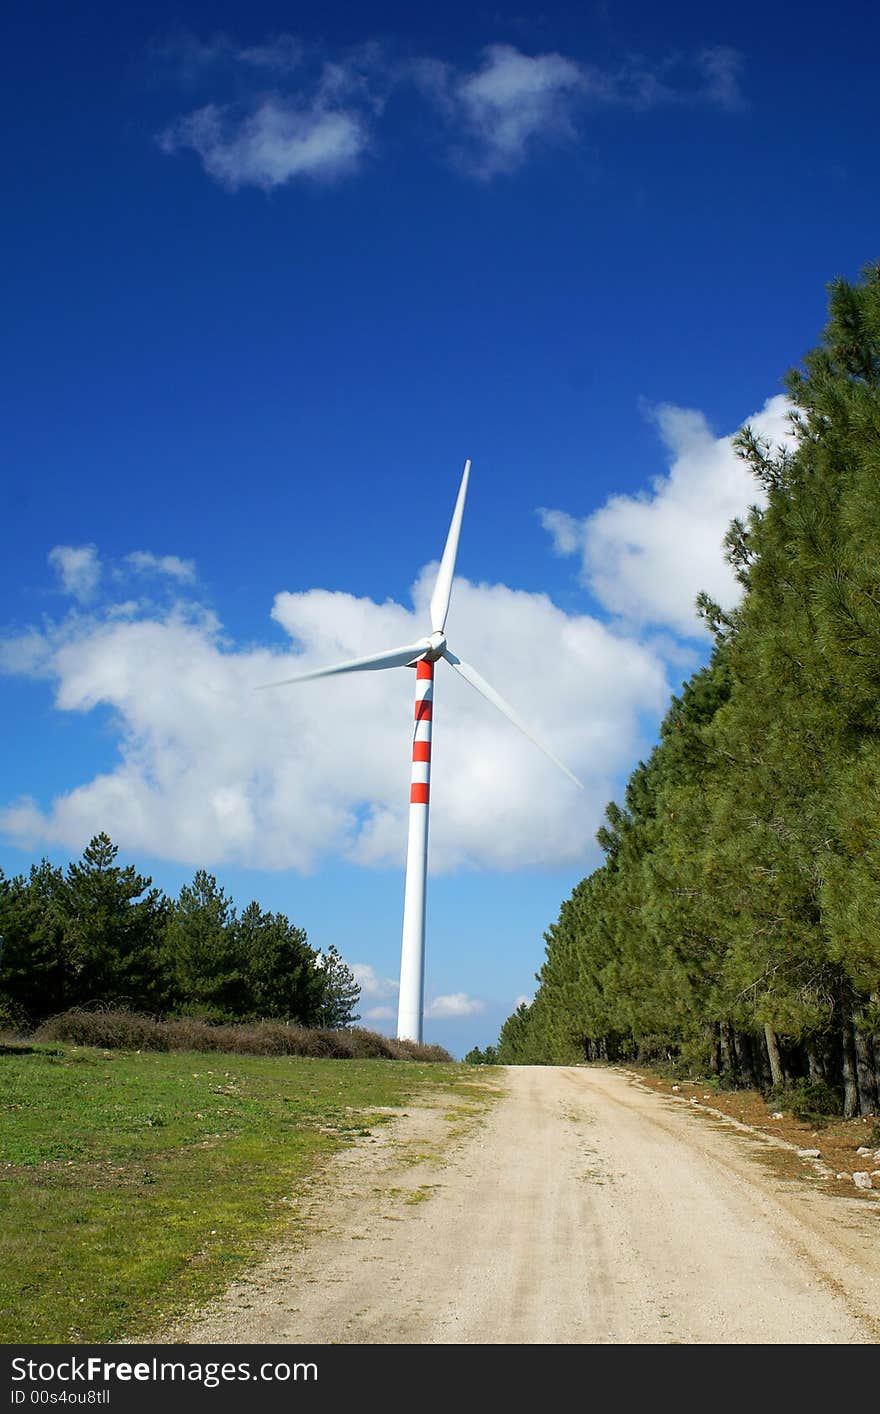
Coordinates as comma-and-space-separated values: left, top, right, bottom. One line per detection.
260, 461, 581, 1041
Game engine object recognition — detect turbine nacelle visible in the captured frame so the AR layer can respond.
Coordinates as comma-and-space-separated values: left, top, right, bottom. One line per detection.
424, 631, 447, 662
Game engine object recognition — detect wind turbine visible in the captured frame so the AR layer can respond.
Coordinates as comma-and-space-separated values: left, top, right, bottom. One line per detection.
259, 461, 582, 1042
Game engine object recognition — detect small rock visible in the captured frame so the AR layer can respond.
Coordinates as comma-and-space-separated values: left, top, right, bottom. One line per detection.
852, 1171, 873, 1190
874, 1150, 880, 1162
689, 1097, 698, 1104
771, 1111, 784, 1120
836, 1172, 849, 1180
671, 1085, 680, 1092
798, 1149, 821, 1158
856, 1146, 871, 1156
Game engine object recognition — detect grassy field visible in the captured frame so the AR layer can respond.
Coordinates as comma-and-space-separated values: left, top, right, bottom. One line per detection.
0, 1044, 484, 1343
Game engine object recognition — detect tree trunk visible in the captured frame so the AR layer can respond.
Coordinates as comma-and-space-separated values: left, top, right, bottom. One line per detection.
853, 1012, 878, 1115
841, 1011, 860, 1120
807, 1050, 825, 1082
719, 1021, 735, 1077
870, 994, 880, 1099
756, 1034, 772, 1088
763, 1023, 784, 1089
733, 1030, 756, 1087
709, 1022, 721, 1076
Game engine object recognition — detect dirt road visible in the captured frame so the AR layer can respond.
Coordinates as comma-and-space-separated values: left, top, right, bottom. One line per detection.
174, 1066, 880, 1345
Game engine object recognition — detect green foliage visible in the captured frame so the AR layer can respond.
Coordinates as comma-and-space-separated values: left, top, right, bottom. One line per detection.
0, 860, 69, 1020
0, 836, 361, 1035
493, 264, 880, 1114
162, 870, 238, 1018
61, 833, 171, 1011
0, 838, 170, 1021
233, 899, 324, 1022
768, 1078, 843, 1121
463, 1044, 498, 1065
313, 945, 362, 1028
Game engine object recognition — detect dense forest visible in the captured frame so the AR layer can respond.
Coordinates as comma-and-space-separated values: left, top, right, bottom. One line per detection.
491, 265, 880, 1117
0, 832, 360, 1029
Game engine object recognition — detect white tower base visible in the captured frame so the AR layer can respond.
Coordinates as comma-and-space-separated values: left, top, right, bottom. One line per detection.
397, 659, 433, 1041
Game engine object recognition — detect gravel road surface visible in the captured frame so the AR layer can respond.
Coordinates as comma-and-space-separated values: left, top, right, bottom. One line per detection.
173, 1066, 880, 1345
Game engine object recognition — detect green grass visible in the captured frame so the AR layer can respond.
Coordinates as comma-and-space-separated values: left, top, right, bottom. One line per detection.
0, 1045, 482, 1343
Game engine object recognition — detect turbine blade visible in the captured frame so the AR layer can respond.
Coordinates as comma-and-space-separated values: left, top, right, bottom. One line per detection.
257, 639, 431, 689
442, 649, 583, 788
429, 459, 471, 633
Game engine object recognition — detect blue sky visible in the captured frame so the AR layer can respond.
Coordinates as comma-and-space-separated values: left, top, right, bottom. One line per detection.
2, 1, 878, 1055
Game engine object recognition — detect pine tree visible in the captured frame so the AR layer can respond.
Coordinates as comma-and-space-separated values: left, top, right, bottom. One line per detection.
314, 945, 361, 1028
493, 264, 880, 1112
0, 861, 68, 1023
61, 834, 170, 1011
163, 870, 240, 1018
233, 901, 325, 1023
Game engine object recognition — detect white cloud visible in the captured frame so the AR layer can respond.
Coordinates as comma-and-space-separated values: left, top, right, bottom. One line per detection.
513, 994, 532, 1010
352, 963, 398, 999
48, 545, 101, 603
159, 98, 366, 189
362, 1005, 396, 1023
125, 551, 196, 582
426, 992, 485, 1019
0, 629, 52, 677
415, 43, 744, 178
156, 35, 744, 189
0, 560, 667, 873
445, 43, 588, 178
540, 394, 796, 638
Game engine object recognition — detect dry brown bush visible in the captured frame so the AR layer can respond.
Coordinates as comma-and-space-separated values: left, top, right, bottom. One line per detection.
33, 1008, 452, 1062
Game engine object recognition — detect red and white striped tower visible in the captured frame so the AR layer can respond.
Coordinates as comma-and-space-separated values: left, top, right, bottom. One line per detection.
397, 658, 434, 1042
258, 457, 582, 1047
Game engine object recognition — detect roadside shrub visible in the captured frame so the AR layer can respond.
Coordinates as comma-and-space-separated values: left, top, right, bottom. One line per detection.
402, 1042, 452, 1063
767, 1077, 843, 1119
0, 999, 30, 1040
35, 1008, 169, 1051
33, 1008, 452, 1061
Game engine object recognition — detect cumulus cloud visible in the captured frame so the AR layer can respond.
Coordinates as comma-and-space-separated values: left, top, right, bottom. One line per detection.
125, 551, 196, 582
159, 98, 367, 190
426, 993, 485, 1019
540, 395, 796, 638
48, 545, 101, 602
0, 560, 667, 872
6, 388, 781, 872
